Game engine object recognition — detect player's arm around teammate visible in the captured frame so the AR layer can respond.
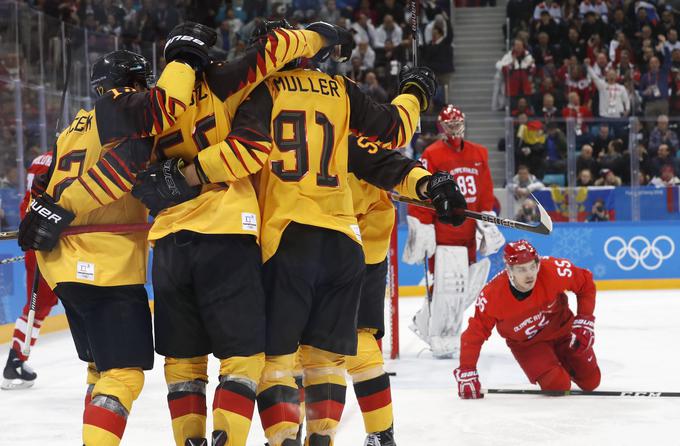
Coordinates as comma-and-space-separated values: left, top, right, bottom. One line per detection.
454, 240, 600, 399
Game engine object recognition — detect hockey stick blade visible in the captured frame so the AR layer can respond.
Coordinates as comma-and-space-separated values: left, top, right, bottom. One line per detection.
484, 388, 680, 397
388, 193, 553, 235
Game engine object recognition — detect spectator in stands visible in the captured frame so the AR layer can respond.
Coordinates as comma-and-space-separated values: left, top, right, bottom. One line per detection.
376, 0, 405, 27
589, 51, 609, 79
422, 16, 454, 90
594, 168, 622, 186
374, 14, 405, 66
619, 143, 651, 185
497, 39, 535, 110
612, 50, 640, 83
592, 124, 614, 156
587, 198, 609, 222
538, 93, 559, 123
650, 143, 677, 176
532, 32, 558, 77
562, 91, 594, 144
352, 12, 376, 47
347, 56, 366, 83
585, 59, 630, 136
597, 138, 624, 172
664, 29, 680, 53
577, 144, 600, 175
648, 114, 679, 155
516, 119, 546, 177
609, 31, 635, 65
670, 57, 680, 117
319, 0, 341, 24
581, 11, 607, 42
216, 20, 234, 53
650, 164, 680, 187
608, 8, 632, 41
513, 96, 534, 116
579, 0, 608, 23
506, 0, 533, 39
533, 0, 562, 23
565, 57, 593, 107
361, 71, 388, 103
639, 44, 672, 123
578, 168, 595, 186
514, 198, 542, 223
424, 13, 449, 45
544, 122, 566, 173
532, 11, 560, 44
351, 40, 376, 70
509, 164, 545, 203
562, 27, 586, 61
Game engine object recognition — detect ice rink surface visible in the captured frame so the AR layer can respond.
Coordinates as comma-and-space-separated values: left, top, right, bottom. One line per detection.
1, 289, 680, 445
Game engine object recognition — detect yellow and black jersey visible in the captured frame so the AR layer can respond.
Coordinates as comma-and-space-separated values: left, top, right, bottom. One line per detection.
348, 136, 430, 264
192, 68, 421, 262
35, 62, 196, 289
146, 28, 325, 241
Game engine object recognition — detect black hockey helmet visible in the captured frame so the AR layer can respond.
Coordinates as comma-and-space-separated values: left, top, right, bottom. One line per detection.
90, 50, 155, 97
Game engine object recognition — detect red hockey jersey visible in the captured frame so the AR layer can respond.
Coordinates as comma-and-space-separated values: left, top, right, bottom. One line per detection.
459, 256, 596, 369
407, 139, 495, 262
19, 151, 53, 219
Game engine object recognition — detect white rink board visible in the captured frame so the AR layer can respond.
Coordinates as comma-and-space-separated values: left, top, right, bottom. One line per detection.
1, 290, 679, 445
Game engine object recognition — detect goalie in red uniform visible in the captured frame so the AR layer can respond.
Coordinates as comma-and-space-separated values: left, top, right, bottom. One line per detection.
403, 105, 505, 358
454, 240, 601, 398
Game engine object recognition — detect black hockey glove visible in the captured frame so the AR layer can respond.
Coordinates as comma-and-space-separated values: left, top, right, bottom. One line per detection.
306, 21, 339, 63
426, 172, 467, 226
331, 25, 355, 63
18, 194, 75, 251
250, 19, 294, 44
398, 65, 438, 111
164, 22, 217, 72
132, 158, 201, 216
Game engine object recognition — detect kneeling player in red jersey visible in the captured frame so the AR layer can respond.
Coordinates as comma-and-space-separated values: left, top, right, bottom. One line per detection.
454, 240, 601, 398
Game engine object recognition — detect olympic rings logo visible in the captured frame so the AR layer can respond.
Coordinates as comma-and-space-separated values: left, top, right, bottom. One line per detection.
604, 236, 675, 271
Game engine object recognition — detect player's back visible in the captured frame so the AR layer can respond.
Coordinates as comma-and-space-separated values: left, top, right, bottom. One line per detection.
258, 69, 359, 262
37, 109, 149, 289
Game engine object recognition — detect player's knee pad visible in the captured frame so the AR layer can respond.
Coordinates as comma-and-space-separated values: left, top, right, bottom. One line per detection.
536, 366, 571, 392
575, 365, 601, 391
85, 362, 101, 407
212, 355, 263, 446
257, 354, 300, 446
299, 346, 346, 439
346, 330, 384, 379
165, 357, 209, 446
92, 367, 145, 412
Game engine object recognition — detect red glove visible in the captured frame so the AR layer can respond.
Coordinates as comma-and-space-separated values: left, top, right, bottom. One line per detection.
570, 314, 595, 353
453, 367, 483, 399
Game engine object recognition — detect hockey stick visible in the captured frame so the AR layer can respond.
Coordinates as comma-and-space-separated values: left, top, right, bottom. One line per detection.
0, 223, 152, 241
410, 0, 422, 133
22, 264, 41, 356
484, 388, 680, 397
0, 255, 25, 265
389, 192, 554, 235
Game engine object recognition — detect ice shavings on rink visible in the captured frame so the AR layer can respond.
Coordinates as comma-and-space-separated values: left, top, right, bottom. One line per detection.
1, 290, 679, 445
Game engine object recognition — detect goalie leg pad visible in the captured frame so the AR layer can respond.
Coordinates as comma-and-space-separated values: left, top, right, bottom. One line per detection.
212, 354, 264, 446
165, 356, 208, 446
257, 354, 300, 446
347, 331, 393, 434
300, 346, 347, 443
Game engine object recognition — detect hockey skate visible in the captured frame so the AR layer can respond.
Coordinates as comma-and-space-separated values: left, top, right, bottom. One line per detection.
364, 425, 396, 446
2, 349, 37, 390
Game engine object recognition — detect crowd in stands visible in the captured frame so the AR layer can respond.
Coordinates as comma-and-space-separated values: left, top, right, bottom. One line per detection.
500, 0, 680, 189
0, 0, 454, 230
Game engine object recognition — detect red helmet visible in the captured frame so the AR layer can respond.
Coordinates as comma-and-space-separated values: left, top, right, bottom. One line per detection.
503, 240, 539, 265
437, 105, 465, 140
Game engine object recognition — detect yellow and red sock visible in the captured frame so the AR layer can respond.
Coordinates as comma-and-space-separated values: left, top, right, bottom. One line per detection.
257, 354, 300, 446
82, 367, 144, 446
165, 356, 209, 446
212, 354, 264, 446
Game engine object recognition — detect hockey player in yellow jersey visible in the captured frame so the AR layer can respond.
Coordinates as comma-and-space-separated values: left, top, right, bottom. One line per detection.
346, 136, 466, 446
133, 55, 466, 444
19, 20, 342, 446
17, 42, 202, 446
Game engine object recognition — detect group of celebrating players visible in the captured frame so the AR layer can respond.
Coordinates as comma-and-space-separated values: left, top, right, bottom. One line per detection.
2, 15, 602, 446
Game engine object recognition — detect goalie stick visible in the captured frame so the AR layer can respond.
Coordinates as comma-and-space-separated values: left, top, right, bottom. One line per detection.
388, 192, 554, 235
484, 388, 680, 397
